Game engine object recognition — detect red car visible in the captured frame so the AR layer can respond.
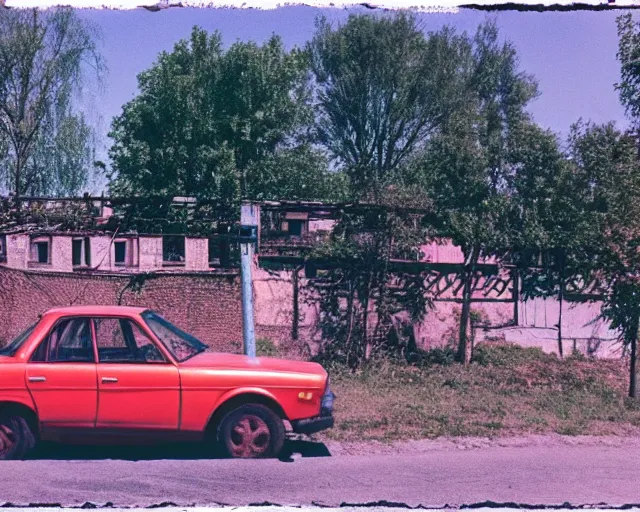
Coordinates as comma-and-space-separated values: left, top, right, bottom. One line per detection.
0, 306, 335, 460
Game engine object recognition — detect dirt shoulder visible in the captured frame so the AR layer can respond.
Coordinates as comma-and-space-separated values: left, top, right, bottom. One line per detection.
319, 432, 640, 457
293, 344, 640, 446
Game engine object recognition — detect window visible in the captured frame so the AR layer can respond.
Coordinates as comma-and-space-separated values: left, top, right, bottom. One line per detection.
163, 236, 185, 264
94, 317, 165, 363
30, 237, 50, 264
31, 318, 94, 363
0, 322, 37, 357
85, 238, 91, 266
0, 234, 6, 262
114, 241, 128, 265
72, 237, 91, 267
72, 239, 82, 266
141, 310, 207, 362
208, 237, 239, 267
208, 237, 221, 266
288, 220, 305, 237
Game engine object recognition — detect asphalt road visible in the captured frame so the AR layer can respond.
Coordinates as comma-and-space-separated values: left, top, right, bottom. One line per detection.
1, 439, 640, 508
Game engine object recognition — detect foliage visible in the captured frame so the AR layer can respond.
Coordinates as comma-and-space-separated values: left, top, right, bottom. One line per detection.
108, 27, 314, 204
472, 343, 555, 367
309, 204, 433, 369
616, 13, 640, 132
255, 337, 280, 358
307, 12, 470, 199
560, 120, 640, 396
245, 144, 349, 202
0, 7, 103, 198
413, 19, 541, 363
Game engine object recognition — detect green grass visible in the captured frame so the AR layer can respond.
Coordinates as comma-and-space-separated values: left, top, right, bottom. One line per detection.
318, 343, 640, 442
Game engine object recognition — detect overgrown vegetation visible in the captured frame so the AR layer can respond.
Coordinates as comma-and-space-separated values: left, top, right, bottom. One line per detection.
320, 343, 640, 442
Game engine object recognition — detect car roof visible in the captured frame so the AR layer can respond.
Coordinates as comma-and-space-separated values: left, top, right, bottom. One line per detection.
43, 305, 148, 318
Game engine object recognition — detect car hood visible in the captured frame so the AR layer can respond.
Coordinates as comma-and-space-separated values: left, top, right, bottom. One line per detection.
179, 351, 327, 377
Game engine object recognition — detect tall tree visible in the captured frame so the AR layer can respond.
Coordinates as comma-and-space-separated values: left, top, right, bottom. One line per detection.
503, 122, 579, 358
307, 12, 470, 200
416, 19, 540, 364
564, 121, 640, 397
0, 7, 103, 200
605, 12, 640, 396
108, 28, 313, 204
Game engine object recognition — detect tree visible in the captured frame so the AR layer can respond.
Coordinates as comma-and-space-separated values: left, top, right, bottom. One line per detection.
0, 7, 103, 201
415, 20, 540, 364
508, 123, 579, 359
108, 27, 312, 204
244, 145, 349, 202
598, 12, 640, 397
310, 200, 433, 369
307, 12, 470, 200
564, 121, 640, 398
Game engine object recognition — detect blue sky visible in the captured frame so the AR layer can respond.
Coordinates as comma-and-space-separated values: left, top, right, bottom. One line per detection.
76, 7, 632, 190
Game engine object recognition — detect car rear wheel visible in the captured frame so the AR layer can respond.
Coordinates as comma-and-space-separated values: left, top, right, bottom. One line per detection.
217, 404, 285, 459
0, 413, 36, 461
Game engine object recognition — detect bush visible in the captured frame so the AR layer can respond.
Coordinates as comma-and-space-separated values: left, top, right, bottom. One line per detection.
472, 343, 555, 367
418, 347, 457, 366
256, 337, 280, 357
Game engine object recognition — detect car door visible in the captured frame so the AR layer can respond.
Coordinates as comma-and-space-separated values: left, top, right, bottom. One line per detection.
26, 316, 98, 428
93, 316, 180, 430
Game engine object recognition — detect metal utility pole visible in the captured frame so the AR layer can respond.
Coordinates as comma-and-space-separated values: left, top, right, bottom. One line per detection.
240, 202, 259, 357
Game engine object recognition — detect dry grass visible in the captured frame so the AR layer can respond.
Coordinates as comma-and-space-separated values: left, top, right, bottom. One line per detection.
311, 343, 640, 442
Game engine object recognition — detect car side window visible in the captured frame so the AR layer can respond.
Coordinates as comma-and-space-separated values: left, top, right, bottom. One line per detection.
31, 318, 94, 363
94, 318, 165, 364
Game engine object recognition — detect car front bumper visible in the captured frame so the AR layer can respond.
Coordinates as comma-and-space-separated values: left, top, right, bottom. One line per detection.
291, 384, 336, 435
291, 414, 335, 435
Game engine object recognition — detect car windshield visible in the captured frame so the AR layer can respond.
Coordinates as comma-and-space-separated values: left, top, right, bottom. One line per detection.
141, 310, 208, 362
0, 322, 37, 357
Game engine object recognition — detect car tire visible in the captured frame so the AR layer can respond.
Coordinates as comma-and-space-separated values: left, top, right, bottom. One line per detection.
217, 404, 285, 459
0, 412, 36, 461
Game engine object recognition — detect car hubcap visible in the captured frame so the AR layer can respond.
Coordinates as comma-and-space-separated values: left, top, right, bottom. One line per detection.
230, 415, 271, 458
0, 422, 17, 458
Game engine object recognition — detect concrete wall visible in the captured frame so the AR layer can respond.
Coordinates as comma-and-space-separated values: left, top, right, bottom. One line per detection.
5, 234, 28, 269
186, 237, 209, 271
139, 237, 162, 270
3, 234, 212, 274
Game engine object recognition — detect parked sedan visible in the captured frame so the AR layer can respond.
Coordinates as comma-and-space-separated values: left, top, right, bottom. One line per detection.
0, 305, 335, 460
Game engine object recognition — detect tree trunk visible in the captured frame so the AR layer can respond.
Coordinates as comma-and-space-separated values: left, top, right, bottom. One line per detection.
362, 271, 373, 361
291, 265, 302, 341
456, 274, 473, 364
456, 246, 478, 365
630, 316, 639, 399
557, 276, 564, 359
557, 251, 565, 359
14, 151, 22, 212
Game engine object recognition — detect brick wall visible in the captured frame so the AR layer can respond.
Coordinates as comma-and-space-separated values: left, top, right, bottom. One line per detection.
0, 266, 243, 352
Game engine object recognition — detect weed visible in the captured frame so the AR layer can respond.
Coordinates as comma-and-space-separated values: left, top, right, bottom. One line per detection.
320, 344, 640, 442
256, 337, 280, 357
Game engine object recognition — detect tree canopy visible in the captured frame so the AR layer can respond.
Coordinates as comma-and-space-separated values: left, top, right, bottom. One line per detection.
108, 27, 336, 205
0, 7, 103, 199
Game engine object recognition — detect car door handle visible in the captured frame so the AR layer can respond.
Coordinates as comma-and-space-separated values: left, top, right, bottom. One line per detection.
101, 377, 118, 384
28, 376, 46, 383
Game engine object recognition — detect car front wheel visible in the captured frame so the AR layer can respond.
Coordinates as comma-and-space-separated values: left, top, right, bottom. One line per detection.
0, 412, 36, 461
217, 404, 285, 459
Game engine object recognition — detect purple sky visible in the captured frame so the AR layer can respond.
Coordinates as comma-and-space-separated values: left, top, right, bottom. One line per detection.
76, 6, 632, 188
